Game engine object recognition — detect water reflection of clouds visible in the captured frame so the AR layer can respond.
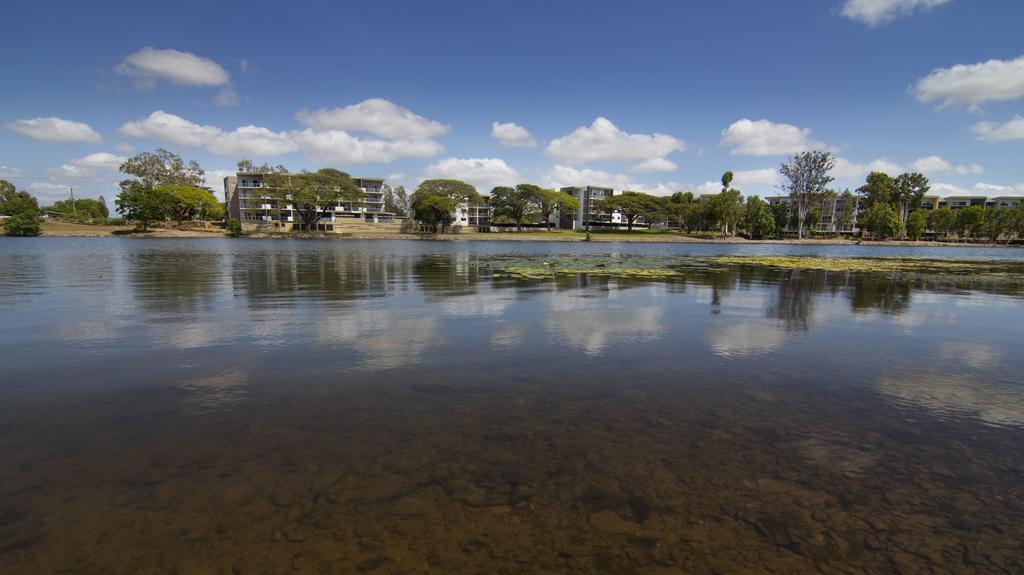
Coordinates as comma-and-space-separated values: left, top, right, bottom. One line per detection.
491, 323, 526, 349
938, 341, 1003, 370
547, 306, 665, 355
706, 321, 787, 358
440, 289, 512, 318
877, 374, 1024, 428
316, 308, 440, 369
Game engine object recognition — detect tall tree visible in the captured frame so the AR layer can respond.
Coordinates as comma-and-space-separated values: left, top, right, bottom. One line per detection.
743, 195, 775, 239
159, 185, 223, 223
837, 190, 857, 233
779, 151, 835, 239
0, 182, 41, 236
856, 172, 897, 209
119, 149, 205, 191
116, 182, 175, 230
489, 185, 538, 231
770, 202, 790, 237
533, 187, 578, 230
411, 179, 480, 231
264, 169, 363, 232
893, 172, 930, 238
382, 183, 408, 217
597, 191, 661, 231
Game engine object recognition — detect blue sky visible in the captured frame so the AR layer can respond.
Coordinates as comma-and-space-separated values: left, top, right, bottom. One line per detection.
2, 0, 1023, 204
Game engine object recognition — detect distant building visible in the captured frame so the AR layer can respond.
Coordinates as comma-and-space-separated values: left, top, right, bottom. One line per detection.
225, 171, 394, 231
453, 197, 491, 229
766, 194, 861, 234
987, 196, 1024, 209
940, 196, 987, 210
558, 186, 622, 230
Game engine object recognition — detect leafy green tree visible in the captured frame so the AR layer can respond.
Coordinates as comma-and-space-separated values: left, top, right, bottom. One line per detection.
770, 202, 790, 237
489, 185, 538, 231
779, 151, 835, 238
856, 171, 897, 210
159, 185, 223, 223
597, 191, 661, 231
805, 206, 822, 236
116, 182, 175, 230
43, 198, 109, 220
382, 183, 408, 217
119, 149, 205, 191
906, 211, 927, 241
982, 207, 1011, 243
956, 206, 984, 240
411, 179, 480, 231
743, 195, 776, 239
861, 203, 903, 239
533, 187, 578, 230
1, 183, 41, 236
265, 169, 363, 232
837, 190, 857, 234
928, 208, 955, 240
894, 172, 930, 231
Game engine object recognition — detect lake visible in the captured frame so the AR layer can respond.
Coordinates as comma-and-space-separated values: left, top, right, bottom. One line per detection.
1, 237, 1023, 573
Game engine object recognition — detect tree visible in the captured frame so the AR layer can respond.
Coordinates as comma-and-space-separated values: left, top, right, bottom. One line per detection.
837, 190, 857, 234
160, 185, 223, 223
489, 185, 538, 231
382, 183, 408, 217
779, 151, 835, 239
982, 207, 1010, 243
533, 187, 578, 230
44, 198, 111, 220
265, 169, 363, 232
743, 196, 776, 239
956, 206, 984, 240
906, 210, 927, 241
928, 208, 955, 240
805, 206, 822, 236
597, 191, 661, 231
770, 202, 790, 237
861, 203, 903, 239
411, 179, 480, 231
116, 182, 175, 230
119, 149, 205, 191
1, 183, 41, 237
893, 172, 930, 238
237, 159, 287, 174
857, 172, 897, 210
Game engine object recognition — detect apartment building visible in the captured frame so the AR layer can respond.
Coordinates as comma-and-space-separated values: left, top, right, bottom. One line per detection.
452, 197, 492, 229
939, 196, 987, 210
765, 195, 861, 234
225, 171, 394, 230
558, 186, 622, 230
987, 196, 1024, 209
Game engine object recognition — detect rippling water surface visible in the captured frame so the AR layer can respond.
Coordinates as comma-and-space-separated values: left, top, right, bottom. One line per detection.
1, 238, 1023, 573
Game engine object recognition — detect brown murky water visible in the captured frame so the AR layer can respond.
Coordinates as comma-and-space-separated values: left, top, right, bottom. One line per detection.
1, 238, 1023, 573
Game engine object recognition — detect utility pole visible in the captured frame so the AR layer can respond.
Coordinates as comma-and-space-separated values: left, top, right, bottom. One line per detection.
69, 187, 77, 216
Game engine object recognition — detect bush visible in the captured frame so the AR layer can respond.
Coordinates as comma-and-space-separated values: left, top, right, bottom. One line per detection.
862, 203, 903, 239
226, 219, 243, 237
906, 211, 926, 241
3, 211, 41, 236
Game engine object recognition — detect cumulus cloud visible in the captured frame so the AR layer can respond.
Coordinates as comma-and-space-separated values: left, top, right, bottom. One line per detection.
0, 166, 23, 179
207, 126, 297, 156
832, 157, 904, 181
720, 118, 828, 156
115, 47, 230, 87
542, 164, 633, 190
293, 129, 443, 164
204, 169, 236, 198
24, 182, 77, 203
972, 115, 1024, 142
490, 121, 537, 148
119, 111, 221, 146
841, 0, 950, 26
6, 117, 102, 143
296, 98, 449, 140
545, 117, 686, 164
929, 182, 969, 196
422, 157, 520, 192
914, 54, 1024, 109
629, 158, 677, 173
48, 152, 127, 180
911, 155, 983, 175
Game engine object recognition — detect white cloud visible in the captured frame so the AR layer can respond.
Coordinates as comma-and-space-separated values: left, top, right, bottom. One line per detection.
47, 152, 127, 180
841, 0, 950, 26
119, 111, 221, 147
25, 182, 76, 203
115, 47, 230, 87
629, 158, 677, 173
542, 164, 633, 191
0, 166, 23, 179
911, 155, 982, 175
214, 87, 241, 107
204, 169, 236, 197
293, 129, 443, 164
972, 115, 1024, 143
832, 157, 904, 181
296, 98, 449, 140
6, 117, 102, 143
490, 121, 537, 148
207, 126, 297, 156
914, 54, 1024, 109
973, 182, 1014, 194
114, 142, 134, 153
929, 182, 969, 196
545, 117, 686, 164
422, 157, 520, 192
733, 168, 781, 190
720, 118, 828, 156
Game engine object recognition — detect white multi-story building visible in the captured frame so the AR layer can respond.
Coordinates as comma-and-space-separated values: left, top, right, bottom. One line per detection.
225, 171, 394, 231
558, 186, 623, 230
766, 195, 861, 234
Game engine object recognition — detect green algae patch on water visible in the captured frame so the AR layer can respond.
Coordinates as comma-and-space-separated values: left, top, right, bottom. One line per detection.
493, 267, 684, 280
698, 256, 996, 274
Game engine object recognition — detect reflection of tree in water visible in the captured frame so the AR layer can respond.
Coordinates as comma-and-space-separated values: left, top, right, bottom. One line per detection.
413, 253, 485, 297
234, 251, 411, 307
766, 270, 821, 331
128, 251, 224, 314
847, 273, 912, 315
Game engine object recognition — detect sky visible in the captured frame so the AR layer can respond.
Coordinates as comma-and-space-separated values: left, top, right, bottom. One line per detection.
2, 0, 1023, 205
